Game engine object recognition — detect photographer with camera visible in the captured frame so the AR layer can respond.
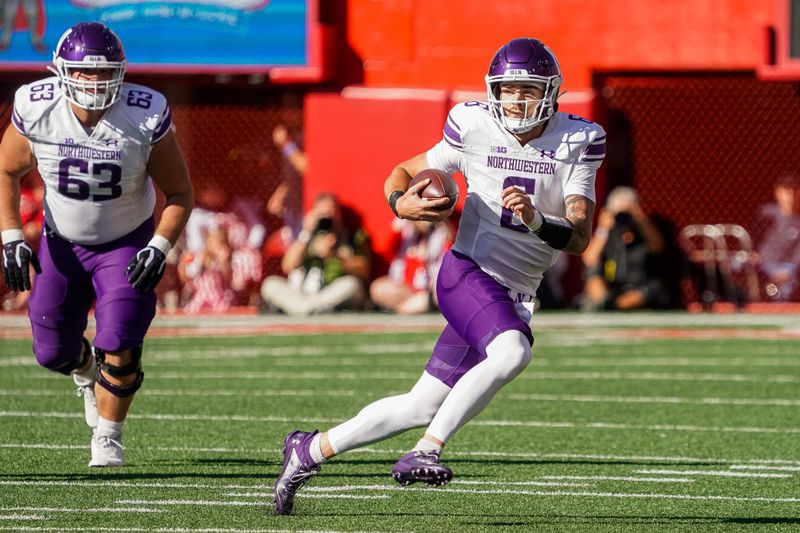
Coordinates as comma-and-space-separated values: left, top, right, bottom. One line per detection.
579, 186, 667, 311
260, 192, 371, 315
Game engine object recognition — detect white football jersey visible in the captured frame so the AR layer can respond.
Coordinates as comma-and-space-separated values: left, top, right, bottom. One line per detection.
427, 102, 605, 295
12, 76, 173, 245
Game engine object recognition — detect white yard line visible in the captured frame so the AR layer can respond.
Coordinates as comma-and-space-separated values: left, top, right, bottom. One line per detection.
0, 389, 358, 398
120, 487, 800, 505
730, 464, 800, 472
2, 443, 798, 467
9, 370, 800, 384
635, 469, 792, 478
539, 476, 694, 483
224, 493, 388, 500
0, 526, 396, 533
0, 515, 46, 521
508, 393, 800, 407
2, 410, 798, 434
306, 484, 799, 503
0, 507, 160, 513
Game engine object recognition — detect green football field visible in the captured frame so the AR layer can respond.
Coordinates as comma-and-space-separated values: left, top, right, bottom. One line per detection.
0, 312, 798, 532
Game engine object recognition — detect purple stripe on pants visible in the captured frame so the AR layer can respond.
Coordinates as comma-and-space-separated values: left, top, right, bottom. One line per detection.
28, 219, 157, 370
425, 250, 533, 388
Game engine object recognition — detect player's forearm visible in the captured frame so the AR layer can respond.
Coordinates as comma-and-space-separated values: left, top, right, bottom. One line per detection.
383, 166, 412, 200
0, 172, 23, 233
154, 197, 193, 246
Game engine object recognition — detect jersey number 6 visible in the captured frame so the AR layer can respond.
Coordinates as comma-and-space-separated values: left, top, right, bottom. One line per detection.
500, 176, 536, 233
58, 158, 123, 201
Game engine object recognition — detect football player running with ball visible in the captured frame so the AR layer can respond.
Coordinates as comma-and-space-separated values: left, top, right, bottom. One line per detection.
272, 37, 605, 514
0, 22, 194, 467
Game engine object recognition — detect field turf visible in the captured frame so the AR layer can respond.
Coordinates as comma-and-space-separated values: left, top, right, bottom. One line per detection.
0, 312, 798, 532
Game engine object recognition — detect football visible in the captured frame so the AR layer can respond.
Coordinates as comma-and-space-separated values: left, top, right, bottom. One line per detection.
409, 169, 459, 210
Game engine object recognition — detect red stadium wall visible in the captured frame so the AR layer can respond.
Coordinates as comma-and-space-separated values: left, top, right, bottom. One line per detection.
339, 0, 774, 92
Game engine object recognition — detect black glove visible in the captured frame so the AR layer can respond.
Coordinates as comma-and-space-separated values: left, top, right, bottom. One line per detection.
2, 240, 41, 292
125, 246, 167, 292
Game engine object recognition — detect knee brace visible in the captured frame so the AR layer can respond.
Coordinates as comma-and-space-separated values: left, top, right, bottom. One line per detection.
95, 344, 144, 398
53, 338, 92, 375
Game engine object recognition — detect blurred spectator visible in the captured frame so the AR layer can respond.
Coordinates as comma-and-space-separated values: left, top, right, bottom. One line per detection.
174, 186, 264, 311
579, 186, 669, 311
754, 174, 800, 301
2, 176, 43, 311
370, 218, 454, 314
263, 125, 306, 258
260, 192, 371, 315
180, 227, 234, 313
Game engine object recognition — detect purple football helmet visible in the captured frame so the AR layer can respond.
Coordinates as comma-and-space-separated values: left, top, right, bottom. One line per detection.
485, 38, 562, 134
49, 22, 126, 110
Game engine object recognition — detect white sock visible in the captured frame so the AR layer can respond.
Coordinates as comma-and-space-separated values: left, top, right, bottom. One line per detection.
327, 372, 451, 455
72, 361, 96, 386
71, 343, 96, 387
309, 434, 327, 464
425, 330, 532, 443
412, 437, 442, 454
96, 416, 124, 439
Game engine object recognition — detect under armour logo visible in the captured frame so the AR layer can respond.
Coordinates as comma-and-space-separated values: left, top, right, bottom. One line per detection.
538, 149, 555, 159
291, 438, 301, 445
100, 138, 119, 147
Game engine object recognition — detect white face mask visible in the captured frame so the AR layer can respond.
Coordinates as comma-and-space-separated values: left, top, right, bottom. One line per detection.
49, 60, 126, 111
485, 75, 561, 134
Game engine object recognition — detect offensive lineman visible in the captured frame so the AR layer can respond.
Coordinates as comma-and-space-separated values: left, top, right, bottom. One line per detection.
0, 22, 194, 466
272, 37, 606, 515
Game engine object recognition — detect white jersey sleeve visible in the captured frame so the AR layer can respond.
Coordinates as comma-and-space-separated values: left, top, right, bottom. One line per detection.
423, 103, 605, 296
13, 79, 172, 245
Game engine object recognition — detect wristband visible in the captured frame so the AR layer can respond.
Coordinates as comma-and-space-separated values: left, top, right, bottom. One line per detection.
388, 190, 404, 218
282, 142, 298, 158
147, 234, 172, 255
594, 227, 609, 240
1, 228, 24, 244
535, 215, 574, 250
524, 211, 544, 232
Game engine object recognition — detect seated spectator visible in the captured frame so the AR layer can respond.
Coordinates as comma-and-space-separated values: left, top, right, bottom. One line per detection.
754, 174, 800, 301
175, 186, 264, 311
370, 219, 454, 314
179, 227, 234, 313
260, 192, 371, 315
580, 186, 668, 310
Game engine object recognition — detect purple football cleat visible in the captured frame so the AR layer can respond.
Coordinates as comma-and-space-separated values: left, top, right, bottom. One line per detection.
391, 450, 453, 487
272, 430, 321, 515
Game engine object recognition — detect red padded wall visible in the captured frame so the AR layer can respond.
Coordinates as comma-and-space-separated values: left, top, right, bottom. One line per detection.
303, 89, 453, 268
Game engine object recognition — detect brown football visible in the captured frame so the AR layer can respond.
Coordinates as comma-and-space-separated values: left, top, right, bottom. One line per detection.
409, 169, 459, 210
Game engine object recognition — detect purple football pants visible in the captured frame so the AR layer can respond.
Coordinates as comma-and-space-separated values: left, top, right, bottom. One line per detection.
28, 219, 157, 371
425, 250, 534, 388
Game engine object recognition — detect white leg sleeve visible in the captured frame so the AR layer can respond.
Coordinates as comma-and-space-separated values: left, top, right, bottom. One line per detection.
425, 329, 532, 443
327, 371, 451, 455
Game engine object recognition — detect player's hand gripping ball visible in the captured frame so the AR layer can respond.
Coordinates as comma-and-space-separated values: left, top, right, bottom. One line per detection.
410, 169, 459, 210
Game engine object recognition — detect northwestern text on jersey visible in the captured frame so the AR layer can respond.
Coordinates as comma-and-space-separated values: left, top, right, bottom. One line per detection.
486, 155, 556, 175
